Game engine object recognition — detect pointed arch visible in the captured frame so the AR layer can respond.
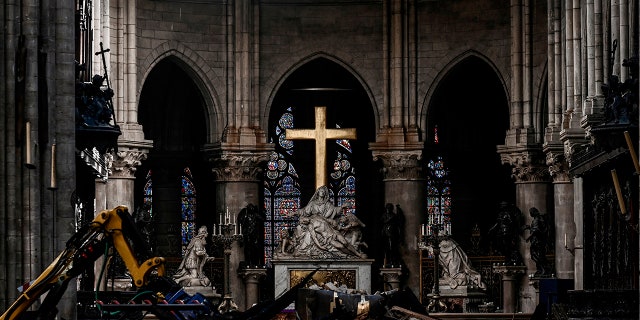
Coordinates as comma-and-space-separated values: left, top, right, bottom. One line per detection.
262, 56, 381, 266
420, 50, 510, 138
261, 52, 380, 132
421, 52, 513, 248
138, 41, 223, 143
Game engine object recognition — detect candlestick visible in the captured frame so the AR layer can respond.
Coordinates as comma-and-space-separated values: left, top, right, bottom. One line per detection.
611, 169, 627, 214
25, 121, 33, 167
50, 142, 57, 189
624, 131, 640, 174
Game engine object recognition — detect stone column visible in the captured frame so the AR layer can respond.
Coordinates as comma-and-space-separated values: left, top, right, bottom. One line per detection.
370, 148, 425, 296
105, 147, 149, 209
493, 265, 527, 313
379, 267, 402, 291
239, 267, 267, 310
547, 152, 575, 280
103, 145, 150, 290
500, 149, 552, 314
208, 148, 271, 311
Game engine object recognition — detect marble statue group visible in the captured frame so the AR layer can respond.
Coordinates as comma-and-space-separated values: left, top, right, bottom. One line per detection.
276, 185, 368, 260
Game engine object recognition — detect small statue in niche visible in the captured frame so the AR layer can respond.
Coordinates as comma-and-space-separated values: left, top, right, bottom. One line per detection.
488, 201, 524, 265
524, 207, 550, 276
238, 203, 266, 267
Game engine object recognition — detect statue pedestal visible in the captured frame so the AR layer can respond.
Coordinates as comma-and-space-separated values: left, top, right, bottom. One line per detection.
273, 259, 374, 310
428, 285, 487, 313
493, 265, 527, 313
379, 267, 402, 291
182, 285, 222, 302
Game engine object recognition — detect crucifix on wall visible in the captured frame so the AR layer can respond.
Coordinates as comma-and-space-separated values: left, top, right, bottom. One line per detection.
286, 106, 357, 190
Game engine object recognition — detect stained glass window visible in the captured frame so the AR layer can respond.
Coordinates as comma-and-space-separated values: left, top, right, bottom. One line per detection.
143, 170, 153, 218
264, 107, 357, 266
181, 167, 197, 255
425, 125, 452, 236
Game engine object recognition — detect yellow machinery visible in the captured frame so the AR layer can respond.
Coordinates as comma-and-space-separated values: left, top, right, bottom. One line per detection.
0, 206, 166, 320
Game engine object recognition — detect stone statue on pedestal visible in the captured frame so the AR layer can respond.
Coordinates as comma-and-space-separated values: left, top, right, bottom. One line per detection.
427, 232, 486, 290
173, 226, 214, 287
275, 185, 367, 260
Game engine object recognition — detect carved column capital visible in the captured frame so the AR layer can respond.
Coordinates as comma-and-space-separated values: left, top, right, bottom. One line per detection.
209, 152, 271, 182
239, 267, 267, 284
107, 147, 149, 178
546, 151, 571, 183
500, 150, 551, 183
371, 150, 424, 180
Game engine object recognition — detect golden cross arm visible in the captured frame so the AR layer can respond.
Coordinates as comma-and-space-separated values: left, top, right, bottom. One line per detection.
285, 106, 356, 189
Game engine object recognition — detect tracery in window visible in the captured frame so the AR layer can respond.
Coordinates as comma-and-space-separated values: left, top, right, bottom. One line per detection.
425, 125, 452, 235
181, 167, 197, 255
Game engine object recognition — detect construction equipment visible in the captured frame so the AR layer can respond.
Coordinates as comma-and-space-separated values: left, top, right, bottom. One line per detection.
0, 205, 210, 320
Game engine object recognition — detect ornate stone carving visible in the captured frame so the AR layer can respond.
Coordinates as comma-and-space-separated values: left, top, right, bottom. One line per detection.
371, 150, 423, 180
275, 186, 367, 260
546, 151, 570, 182
210, 153, 269, 182
107, 147, 148, 178
500, 151, 550, 183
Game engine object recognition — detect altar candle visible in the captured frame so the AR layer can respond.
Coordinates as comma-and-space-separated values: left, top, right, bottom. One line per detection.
564, 233, 567, 247
25, 121, 32, 165
50, 142, 57, 189
611, 169, 627, 214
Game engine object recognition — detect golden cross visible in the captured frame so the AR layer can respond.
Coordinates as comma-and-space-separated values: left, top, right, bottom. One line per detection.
286, 106, 357, 190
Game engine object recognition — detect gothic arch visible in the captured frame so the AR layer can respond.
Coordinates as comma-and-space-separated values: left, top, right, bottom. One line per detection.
420, 50, 509, 138
138, 41, 223, 143
261, 52, 379, 132
420, 52, 513, 248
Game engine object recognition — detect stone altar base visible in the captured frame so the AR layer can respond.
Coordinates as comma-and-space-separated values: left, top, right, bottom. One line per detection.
427, 285, 487, 313
182, 286, 222, 305
273, 259, 374, 310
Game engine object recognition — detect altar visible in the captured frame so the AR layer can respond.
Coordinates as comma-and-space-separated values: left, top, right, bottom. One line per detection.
273, 259, 374, 299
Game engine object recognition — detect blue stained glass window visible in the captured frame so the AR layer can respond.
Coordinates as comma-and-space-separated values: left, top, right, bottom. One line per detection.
181, 167, 197, 255
426, 153, 452, 235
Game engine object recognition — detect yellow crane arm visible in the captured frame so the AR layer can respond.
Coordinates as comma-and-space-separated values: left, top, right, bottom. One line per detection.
0, 205, 166, 320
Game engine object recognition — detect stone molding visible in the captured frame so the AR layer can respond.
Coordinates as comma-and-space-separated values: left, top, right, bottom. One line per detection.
371, 150, 424, 180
